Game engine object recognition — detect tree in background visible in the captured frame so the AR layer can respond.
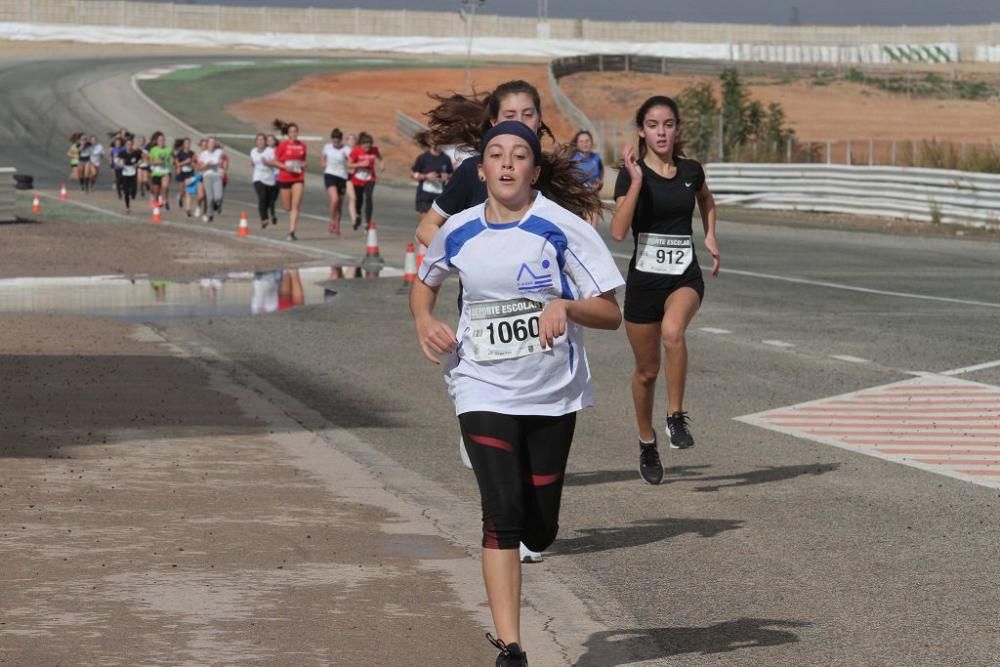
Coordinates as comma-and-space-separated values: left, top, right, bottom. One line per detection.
675, 82, 717, 159
677, 69, 797, 162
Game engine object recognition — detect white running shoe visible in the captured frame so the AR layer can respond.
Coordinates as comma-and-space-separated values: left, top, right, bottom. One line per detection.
520, 543, 543, 563
194, 206, 201, 217
459, 435, 472, 469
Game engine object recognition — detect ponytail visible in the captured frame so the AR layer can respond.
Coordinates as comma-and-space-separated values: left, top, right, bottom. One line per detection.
536, 144, 605, 221
272, 118, 297, 136
420, 80, 554, 153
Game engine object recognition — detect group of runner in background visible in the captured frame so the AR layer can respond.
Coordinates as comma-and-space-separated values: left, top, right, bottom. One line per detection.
66, 122, 393, 242
254, 119, 389, 241
67, 128, 229, 223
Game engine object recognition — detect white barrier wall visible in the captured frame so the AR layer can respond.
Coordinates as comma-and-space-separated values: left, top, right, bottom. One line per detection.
707, 163, 1000, 228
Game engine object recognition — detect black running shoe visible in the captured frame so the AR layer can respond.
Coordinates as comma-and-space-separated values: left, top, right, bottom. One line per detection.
353, 216, 362, 231
666, 411, 695, 449
638, 439, 663, 485
487, 634, 528, 667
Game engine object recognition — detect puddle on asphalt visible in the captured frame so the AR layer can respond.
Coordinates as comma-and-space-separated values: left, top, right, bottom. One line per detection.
0, 266, 394, 320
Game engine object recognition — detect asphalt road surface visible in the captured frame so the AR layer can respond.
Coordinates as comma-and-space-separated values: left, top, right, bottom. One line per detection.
3, 50, 999, 666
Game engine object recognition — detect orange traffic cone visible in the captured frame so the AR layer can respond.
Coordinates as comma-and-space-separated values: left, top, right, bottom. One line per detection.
31, 194, 41, 213
415, 243, 427, 272
238, 211, 250, 237
59, 183, 68, 200
398, 243, 417, 293
359, 221, 385, 274
151, 202, 162, 224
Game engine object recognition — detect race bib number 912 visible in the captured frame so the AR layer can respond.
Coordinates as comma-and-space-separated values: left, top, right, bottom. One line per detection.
467, 298, 544, 362
635, 233, 693, 275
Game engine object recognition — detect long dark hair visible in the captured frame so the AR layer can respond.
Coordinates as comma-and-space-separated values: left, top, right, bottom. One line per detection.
272, 118, 298, 136
417, 80, 554, 152
537, 145, 605, 220
635, 95, 686, 161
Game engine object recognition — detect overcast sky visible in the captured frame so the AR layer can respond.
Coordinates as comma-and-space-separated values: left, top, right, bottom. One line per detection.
159, 1, 1000, 26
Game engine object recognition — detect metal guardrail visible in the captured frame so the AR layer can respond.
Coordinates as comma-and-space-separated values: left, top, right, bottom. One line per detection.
1, 168, 16, 222
707, 163, 1000, 228
396, 111, 427, 143
547, 61, 603, 156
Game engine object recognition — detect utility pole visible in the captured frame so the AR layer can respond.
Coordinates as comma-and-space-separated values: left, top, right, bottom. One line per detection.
459, 1, 486, 93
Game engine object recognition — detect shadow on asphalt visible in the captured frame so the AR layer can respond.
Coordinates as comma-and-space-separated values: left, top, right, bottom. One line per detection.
688, 463, 841, 493
564, 463, 839, 492
549, 517, 743, 556
574, 618, 812, 666
0, 351, 399, 459
564, 466, 711, 486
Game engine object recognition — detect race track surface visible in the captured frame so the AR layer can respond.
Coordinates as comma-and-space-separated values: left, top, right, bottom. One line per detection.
3, 51, 999, 666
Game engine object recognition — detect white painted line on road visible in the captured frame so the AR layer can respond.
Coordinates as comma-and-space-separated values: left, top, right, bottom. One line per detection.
699, 327, 732, 334
940, 359, 1000, 377
722, 267, 1000, 309
830, 355, 871, 364
763, 339, 796, 348
608, 251, 1000, 309
36, 192, 361, 263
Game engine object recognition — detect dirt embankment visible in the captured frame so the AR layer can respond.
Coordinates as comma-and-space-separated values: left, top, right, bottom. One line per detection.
226, 65, 576, 183
559, 70, 1000, 144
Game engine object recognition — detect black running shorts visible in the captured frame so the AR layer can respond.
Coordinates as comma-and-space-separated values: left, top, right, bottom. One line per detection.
624, 273, 705, 324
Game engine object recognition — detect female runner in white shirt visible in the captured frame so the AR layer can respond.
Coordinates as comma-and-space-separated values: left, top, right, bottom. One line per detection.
411, 121, 624, 667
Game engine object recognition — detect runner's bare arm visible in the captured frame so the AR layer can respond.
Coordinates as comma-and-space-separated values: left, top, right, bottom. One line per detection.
610, 144, 642, 241
410, 279, 457, 364
539, 292, 621, 349
696, 181, 720, 277
416, 209, 447, 247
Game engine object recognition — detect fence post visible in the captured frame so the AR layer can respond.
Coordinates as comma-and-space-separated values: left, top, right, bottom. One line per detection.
826, 141, 831, 164
786, 137, 792, 163
717, 113, 724, 162
869, 138, 874, 165
891, 140, 896, 165
912, 139, 918, 167
847, 139, 852, 165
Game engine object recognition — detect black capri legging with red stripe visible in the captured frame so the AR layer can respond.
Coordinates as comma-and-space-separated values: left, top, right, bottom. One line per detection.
458, 411, 576, 552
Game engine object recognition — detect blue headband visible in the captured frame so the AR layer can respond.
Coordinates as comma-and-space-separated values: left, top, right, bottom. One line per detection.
479, 121, 542, 164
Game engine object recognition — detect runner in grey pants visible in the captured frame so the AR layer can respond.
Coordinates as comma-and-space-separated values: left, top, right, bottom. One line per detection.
198, 137, 226, 223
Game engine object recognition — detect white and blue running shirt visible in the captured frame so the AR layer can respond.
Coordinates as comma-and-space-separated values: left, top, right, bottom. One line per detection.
419, 192, 625, 417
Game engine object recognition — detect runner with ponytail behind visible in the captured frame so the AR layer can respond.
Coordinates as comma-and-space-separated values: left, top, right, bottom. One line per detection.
414, 79, 606, 247
273, 118, 307, 241
414, 79, 600, 566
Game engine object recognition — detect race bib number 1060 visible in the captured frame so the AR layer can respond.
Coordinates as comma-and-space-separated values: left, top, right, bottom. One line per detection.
467, 298, 544, 362
635, 233, 693, 275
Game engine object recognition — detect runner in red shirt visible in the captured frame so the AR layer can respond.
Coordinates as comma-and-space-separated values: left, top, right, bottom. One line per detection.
273, 118, 307, 241
348, 131, 385, 230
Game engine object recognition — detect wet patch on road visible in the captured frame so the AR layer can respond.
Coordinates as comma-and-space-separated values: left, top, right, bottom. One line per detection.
0, 265, 398, 320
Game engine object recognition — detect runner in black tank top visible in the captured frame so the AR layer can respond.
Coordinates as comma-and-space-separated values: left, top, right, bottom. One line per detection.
610, 95, 720, 485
